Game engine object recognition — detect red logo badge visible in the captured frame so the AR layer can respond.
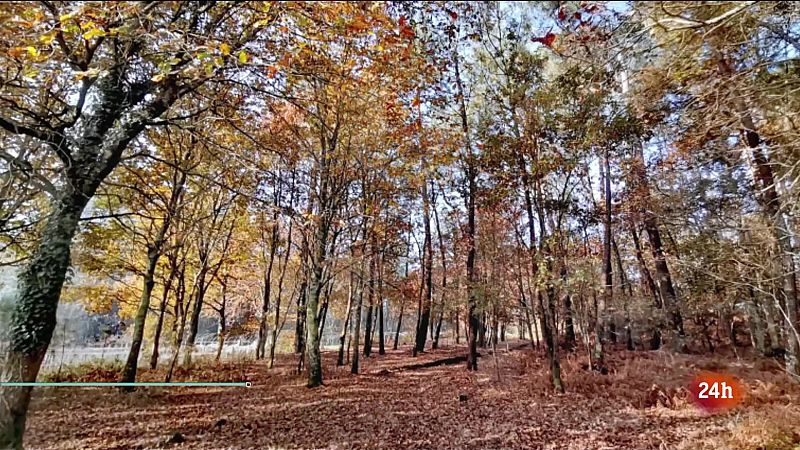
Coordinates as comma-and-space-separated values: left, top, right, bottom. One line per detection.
689, 372, 743, 411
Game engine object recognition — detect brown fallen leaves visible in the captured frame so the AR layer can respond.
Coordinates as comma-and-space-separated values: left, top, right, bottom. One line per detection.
25, 342, 800, 450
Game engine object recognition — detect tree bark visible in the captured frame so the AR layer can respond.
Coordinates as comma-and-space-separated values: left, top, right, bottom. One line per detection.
535, 176, 564, 392
295, 281, 307, 354
317, 281, 333, 340
304, 205, 330, 386
0, 194, 86, 447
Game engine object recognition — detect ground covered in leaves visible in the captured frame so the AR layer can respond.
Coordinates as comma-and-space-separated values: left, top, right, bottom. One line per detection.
25, 341, 800, 450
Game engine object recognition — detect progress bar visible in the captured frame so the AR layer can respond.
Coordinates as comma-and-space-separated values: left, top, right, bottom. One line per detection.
0, 381, 252, 387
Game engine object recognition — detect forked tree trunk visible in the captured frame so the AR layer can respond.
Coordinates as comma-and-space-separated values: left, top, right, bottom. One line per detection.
150, 255, 177, 370
166, 260, 190, 383
630, 222, 662, 349
269, 172, 296, 368
632, 143, 686, 351
257, 217, 279, 360
183, 268, 209, 367
269, 223, 292, 368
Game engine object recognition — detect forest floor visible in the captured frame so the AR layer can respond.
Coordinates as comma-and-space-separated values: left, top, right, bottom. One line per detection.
25, 340, 800, 450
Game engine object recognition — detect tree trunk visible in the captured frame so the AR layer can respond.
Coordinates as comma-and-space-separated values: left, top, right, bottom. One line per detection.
215, 304, 226, 363
304, 217, 329, 387
630, 222, 660, 308
270, 173, 295, 368
0, 194, 86, 448
595, 147, 613, 368
630, 222, 662, 349
166, 256, 188, 383
643, 216, 686, 350
415, 179, 434, 355
295, 280, 307, 354
743, 125, 800, 374
561, 266, 576, 350
393, 297, 404, 351
0, 63, 181, 448
454, 309, 460, 345
183, 268, 209, 367
317, 281, 333, 340
633, 143, 686, 351
123, 167, 185, 385
149, 290, 169, 370
150, 256, 177, 370
338, 270, 355, 366
718, 52, 799, 372
748, 289, 767, 355
432, 190, 447, 351
535, 175, 564, 392
121, 246, 160, 387
378, 251, 386, 355
453, 37, 479, 371
363, 249, 376, 357
351, 267, 365, 374
478, 314, 487, 348
257, 213, 279, 360
612, 238, 635, 351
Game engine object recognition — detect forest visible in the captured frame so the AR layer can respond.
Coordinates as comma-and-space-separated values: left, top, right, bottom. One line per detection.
1, 1, 800, 449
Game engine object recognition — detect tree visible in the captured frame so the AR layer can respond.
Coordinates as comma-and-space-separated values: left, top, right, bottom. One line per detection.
0, 2, 291, 444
